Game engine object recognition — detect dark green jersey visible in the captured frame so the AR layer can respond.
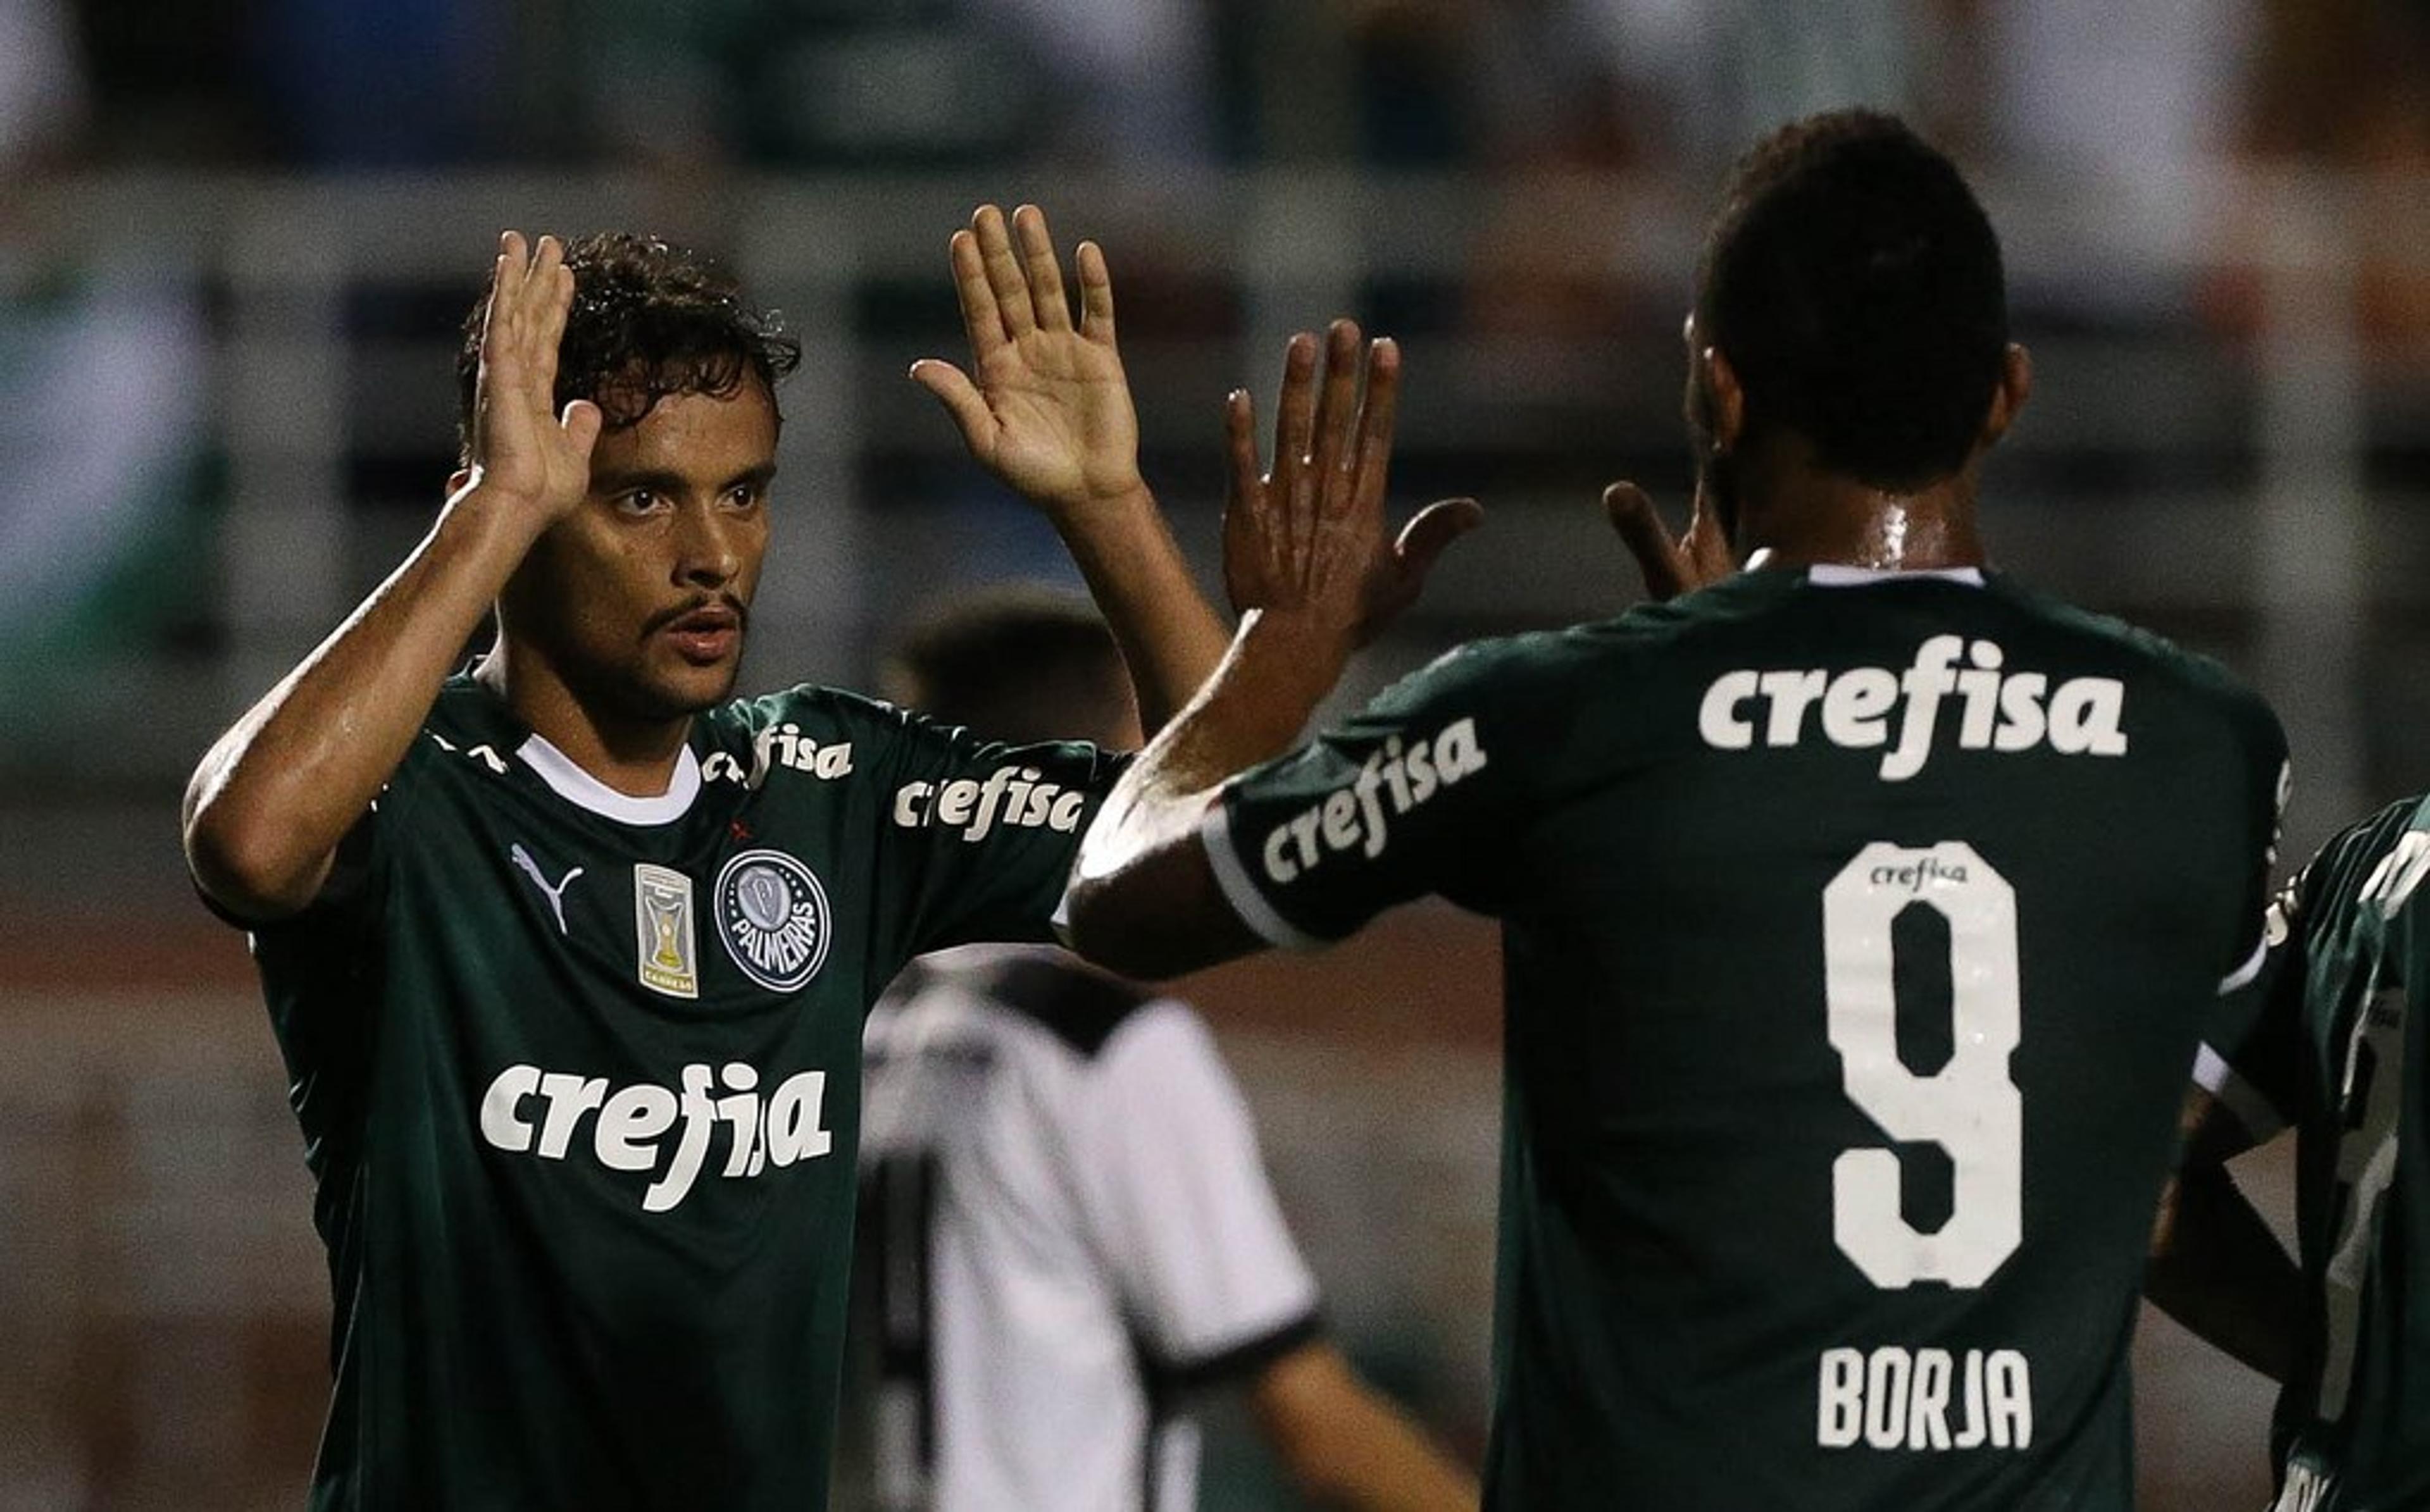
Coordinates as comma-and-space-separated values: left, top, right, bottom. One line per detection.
2203, 795, 2430, 1512
244, 676, 1120, 1511
1204, 567, 2287, 1510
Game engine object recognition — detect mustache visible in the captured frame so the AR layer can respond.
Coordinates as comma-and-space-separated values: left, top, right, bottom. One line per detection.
642, 593, 752, 636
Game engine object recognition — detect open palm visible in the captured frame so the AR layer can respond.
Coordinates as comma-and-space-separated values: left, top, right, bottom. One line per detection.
468, 231, 600, 521
914, 204, 1143, 513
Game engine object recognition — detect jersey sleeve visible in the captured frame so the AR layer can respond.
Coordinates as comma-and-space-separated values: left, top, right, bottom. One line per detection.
1204, 641, 1530, 948
241, 720, 463, 948
1068, 1001, 1321, 1384
2196, 866, 2312, 1144
864, 704, 1129, 967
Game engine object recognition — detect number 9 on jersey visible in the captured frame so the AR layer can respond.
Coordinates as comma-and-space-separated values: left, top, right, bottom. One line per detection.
1823, 841, 2022, 1289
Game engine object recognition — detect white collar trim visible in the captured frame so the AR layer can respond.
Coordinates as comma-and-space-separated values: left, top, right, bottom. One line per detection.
1806, 564, 1986, 588
516, 733, 701, 826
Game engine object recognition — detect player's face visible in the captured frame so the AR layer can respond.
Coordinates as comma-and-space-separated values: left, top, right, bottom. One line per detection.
507, 376, 778, 723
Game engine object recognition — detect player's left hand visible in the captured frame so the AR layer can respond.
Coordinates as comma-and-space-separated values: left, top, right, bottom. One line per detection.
1222, 320, 1481, 648
912, 204, 1144, 516
1603, 480, 1735, 601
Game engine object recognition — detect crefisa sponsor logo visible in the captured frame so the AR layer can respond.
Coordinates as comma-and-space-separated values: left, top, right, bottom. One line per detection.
1697, 635, 2127, 780
891, 765, 1090, 842
478, 1060, 836, 1213
1259, 717, 1487, 884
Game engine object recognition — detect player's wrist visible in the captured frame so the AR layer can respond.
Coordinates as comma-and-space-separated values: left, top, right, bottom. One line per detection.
1037, 474, 1154, 523
1232, 607, 1354, 704
439, 474, 563, 559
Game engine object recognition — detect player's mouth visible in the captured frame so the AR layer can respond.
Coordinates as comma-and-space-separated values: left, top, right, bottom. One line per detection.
656, 602, 746, 666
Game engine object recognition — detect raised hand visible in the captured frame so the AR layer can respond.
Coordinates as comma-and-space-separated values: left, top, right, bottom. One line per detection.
462, 231, 602, 521
1221, 321, 1480, 648
1602, 480, 1734, 602
913, 204, 1142, 515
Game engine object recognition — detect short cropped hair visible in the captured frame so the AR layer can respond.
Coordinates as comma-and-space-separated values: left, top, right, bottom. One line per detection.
456, 232, 802, 461
883, 586, 1134, 748
1693, 110, 2009, 490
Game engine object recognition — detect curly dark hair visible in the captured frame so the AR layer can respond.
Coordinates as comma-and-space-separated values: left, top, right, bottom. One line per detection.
454, 232, 802, 461
1693, 110, 2009, 490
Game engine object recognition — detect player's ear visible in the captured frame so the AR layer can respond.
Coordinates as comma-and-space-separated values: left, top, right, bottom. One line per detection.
447, 467, 473, 498
1979, 344, 2032, 448
1695, 344, 1745, 457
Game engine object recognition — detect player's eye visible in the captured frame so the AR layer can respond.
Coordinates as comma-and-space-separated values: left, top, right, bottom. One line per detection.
614, 488, 666, 516
725, 483, 766, 511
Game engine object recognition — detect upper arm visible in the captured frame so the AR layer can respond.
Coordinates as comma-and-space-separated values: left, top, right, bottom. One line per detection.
1059, 802, 1266, 979
1194, 645, 1529, 950
185, 736, 397, 926
868, 703, 1130, 964
2195, 861, 2317, 1149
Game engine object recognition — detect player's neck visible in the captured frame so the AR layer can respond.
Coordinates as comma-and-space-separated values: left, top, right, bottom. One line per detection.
473, 645, 695, 798
1730, 450, 1988, 574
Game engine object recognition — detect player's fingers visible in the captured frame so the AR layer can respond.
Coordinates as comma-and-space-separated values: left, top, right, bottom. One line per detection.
1350, 337, 1400, 516
1075, 241, 1116, 343
1393, 497, 1484, 585
972, 204, 1037, 339
1604, 481, 1691, 600
946, 228, 1005, 363
1224, 387, 1262, 504
1309, 319, 1362, 483
1012, 206, 1071, 333
528, 232, 564, 288
909, 359, 996, 452
559, 398, 603, 461
480, 232, 527, 355
1272, 332, 1320, 485
1684, 493, 1735, 583
530, 262, 575, 388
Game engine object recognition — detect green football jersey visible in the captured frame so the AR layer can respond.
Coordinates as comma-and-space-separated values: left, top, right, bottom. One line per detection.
2203, 795, 2430, 1512
1203, 567, 2287, 1510
244, 675, 1121, 1511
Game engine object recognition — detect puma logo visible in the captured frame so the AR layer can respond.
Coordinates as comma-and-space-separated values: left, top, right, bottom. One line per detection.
510, 843, 585, 935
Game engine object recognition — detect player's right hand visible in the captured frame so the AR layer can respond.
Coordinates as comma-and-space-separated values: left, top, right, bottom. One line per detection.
459, 231, 601, 524
1603, 480, 1734, 602
1221, 320, 1480, 650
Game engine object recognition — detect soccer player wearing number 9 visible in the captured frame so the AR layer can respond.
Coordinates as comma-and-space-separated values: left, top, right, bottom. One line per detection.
1062, 111, 2290, 1509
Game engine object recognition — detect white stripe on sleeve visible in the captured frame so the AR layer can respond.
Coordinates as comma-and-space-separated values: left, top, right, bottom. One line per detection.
1199, 791, 1325, 952
2192, 1041, 2288, 1143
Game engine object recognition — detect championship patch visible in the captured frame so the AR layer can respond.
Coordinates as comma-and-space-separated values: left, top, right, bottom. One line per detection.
714, 848, 832, 992
633, 864, 700, 999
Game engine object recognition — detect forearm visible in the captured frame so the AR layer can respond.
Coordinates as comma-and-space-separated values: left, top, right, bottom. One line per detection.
1065, 610, 1343, 975
1253, 1344, 1478, 1512
1047, 483, 1231, 735
183, 486, 542, 917
2145, 1162, 2300, 1382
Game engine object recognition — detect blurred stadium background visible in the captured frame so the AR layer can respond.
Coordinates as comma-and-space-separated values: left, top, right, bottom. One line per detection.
7, 0, 2428, 1505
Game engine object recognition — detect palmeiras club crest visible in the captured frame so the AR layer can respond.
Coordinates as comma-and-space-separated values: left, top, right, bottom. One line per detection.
714, 849, 832, 991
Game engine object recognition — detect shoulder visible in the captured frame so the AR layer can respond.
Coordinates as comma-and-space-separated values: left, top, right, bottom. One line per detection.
2296, 792, 2430, 922
1409, 581, 1790, 685
694, 683, 941, 784
701, 683, 912, 744
1365, 609, 1695, 720
1988, 575, 2286, 760
1990, 576, 2274, 711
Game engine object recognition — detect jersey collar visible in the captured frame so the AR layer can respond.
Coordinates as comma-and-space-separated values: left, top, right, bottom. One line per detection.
1805, 564, 1987, 588
516, 732, 702, 826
